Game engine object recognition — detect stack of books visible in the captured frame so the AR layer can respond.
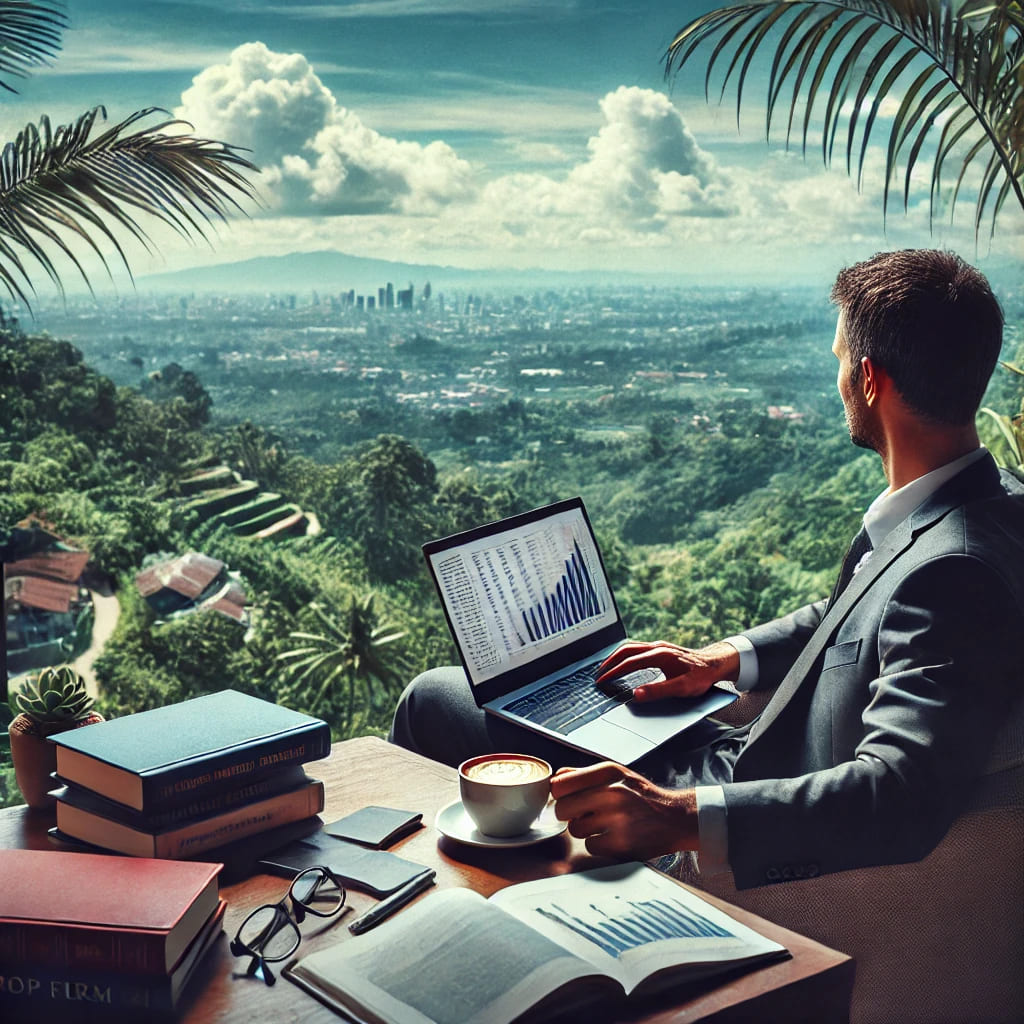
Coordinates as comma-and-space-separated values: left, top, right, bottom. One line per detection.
47, 689, 331, 860
0, 849, 225, 1017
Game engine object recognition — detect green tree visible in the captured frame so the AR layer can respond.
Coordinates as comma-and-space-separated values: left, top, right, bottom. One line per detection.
109, 385, 210, 476
349, 435, 439, 583
434, 474, 502, 535
0, 2, 256, 307
223, 421, 288, 491
277, 595, 410, 737
0, 330, 117, 442
666, 0, 1023, 237
141, 364, 213, 429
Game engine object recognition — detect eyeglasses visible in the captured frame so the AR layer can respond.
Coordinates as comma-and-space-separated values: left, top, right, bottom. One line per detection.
230, 866, 348, 985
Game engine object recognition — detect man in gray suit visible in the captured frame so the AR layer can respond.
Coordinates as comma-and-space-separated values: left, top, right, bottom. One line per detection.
390, 249, 1024, 887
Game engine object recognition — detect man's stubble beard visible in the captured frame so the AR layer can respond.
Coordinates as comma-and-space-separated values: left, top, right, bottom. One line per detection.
843, 368, 880, 453
848, 421, 879, 452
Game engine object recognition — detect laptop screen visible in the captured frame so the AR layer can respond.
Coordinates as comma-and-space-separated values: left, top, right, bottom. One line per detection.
423, 498, 624, 703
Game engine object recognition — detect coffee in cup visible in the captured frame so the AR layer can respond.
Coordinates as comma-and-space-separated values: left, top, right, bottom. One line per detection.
458, 753, 552, 837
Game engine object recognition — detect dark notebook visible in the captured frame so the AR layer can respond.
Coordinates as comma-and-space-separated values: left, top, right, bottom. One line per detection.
324, 806, 423, 849
259, 830, 429, 897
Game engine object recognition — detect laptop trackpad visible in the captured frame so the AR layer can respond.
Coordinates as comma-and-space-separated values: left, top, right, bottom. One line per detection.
604, 690, 736, 743
569, 716, 658, 764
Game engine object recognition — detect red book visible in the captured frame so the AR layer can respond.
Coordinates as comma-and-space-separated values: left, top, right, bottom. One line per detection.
0, 850, 221, 974
0, 900, 226, 1017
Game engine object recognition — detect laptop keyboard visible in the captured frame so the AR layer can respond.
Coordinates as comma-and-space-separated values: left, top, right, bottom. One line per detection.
502, 661, 613, 735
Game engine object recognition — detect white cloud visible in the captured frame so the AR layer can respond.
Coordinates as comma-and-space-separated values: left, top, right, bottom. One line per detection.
507, 140, 573, 165
563, 86, 727, 224
175, 46, 729, 231
474, 86, 733, 238
166, 43, 1011, 275
176, 42, 475, 215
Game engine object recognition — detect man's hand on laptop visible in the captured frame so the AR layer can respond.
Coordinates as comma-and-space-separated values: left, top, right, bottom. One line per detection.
596, 640, 740, 702
550, 762, 699, 859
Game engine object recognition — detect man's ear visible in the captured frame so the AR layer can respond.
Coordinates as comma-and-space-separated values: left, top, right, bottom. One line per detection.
860, 355, 887, 407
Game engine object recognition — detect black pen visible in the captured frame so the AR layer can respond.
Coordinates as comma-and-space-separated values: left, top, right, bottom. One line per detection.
348, 869, 437, 934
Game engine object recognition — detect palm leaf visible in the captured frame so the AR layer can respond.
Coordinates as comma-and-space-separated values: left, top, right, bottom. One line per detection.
0, 106, 258, 307
277, 595, 409, 729
0, 0, 64, 93
665, 0, 1024, 239
979, 406, 1023, 464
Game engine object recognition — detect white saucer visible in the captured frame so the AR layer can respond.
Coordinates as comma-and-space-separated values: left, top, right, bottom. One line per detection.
434, 800, 567, 849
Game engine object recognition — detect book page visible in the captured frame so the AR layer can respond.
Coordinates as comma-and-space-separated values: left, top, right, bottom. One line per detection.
489, 862, 787, 996
285, 888, 619, 1024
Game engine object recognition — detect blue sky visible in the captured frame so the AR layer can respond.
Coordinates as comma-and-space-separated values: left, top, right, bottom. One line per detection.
3, 0, 1021, 289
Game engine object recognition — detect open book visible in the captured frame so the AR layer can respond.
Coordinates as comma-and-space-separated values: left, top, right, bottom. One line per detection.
284, 863, 788, 1024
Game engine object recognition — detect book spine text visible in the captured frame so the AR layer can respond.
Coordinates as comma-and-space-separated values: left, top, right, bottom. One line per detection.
164, 781, 325, 857
0, 965, 173, 1013
146, 725, 330, 806
66, 769, 306, 830
0, 926, 164, 974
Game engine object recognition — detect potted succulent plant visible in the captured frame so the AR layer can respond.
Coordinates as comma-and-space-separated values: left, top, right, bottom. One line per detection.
8, 664, 105, 810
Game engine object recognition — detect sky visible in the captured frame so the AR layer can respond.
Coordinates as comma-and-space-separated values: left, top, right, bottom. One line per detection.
2, 0, 1022, 291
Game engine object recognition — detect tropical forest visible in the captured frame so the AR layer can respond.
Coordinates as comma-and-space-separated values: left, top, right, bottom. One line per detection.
2, 0, 1022, 808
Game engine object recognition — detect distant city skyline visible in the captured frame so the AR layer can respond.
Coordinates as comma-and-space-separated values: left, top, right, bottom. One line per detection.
2, 0, 1021, 296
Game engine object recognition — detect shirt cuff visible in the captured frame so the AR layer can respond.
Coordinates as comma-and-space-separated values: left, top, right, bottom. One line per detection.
722, 634, 758, 691
694, 785, 730, 876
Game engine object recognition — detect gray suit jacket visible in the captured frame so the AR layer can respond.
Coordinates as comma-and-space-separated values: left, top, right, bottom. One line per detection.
722, 453, 1024, 889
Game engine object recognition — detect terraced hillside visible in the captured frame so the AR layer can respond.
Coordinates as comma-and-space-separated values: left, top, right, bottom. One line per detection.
177, 462, 321, 540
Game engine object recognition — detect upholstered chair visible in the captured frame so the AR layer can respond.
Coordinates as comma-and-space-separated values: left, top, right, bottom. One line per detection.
675, 686, 1024, 1024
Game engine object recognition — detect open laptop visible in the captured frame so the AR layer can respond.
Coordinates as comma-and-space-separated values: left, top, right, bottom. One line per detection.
423, 497, 737, 764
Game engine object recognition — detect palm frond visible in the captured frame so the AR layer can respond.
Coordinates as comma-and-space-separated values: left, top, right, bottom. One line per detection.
0, 106, 259, 307
665, 0, 1024, 239
0, 0, 65, 93
979, 406, 1023, 466
277, 592, 410, 728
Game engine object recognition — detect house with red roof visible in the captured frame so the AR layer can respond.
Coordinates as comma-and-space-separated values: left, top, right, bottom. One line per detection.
135, 552, 249, 626
3, 523, 93, 675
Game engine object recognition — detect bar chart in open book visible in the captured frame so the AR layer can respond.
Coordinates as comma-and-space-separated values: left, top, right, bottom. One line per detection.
537, 896, 736, 958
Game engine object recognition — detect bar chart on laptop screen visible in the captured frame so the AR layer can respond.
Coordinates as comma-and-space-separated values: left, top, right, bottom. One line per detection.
433, 509, 616, 682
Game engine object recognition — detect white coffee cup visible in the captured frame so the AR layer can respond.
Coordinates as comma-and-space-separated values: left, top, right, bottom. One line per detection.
458, 753, 552, 837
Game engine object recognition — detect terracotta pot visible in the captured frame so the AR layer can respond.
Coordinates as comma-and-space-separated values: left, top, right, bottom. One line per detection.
8, 712, 105, 810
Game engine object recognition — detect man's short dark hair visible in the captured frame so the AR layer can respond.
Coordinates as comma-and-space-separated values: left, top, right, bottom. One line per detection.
830, 249, 1003, 425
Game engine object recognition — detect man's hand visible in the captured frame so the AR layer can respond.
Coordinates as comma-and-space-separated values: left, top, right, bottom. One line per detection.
550, 763, 699, 860
596, 640, 740, 702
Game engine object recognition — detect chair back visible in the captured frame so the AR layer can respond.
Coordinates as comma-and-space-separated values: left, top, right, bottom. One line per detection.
687, 689, 1024, 1024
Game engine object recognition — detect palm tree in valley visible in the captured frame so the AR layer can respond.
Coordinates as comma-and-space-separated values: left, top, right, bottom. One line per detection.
278, 595, 410, 736
0, 1, 257, 308
665, 0, 1022, 238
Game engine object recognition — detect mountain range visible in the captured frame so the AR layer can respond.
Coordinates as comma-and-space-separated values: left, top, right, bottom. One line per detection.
134, 249, 737, 296
134, 248, 1021, 298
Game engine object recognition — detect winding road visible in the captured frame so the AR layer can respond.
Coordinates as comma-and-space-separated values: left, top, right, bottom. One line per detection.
72, 589, 120, 699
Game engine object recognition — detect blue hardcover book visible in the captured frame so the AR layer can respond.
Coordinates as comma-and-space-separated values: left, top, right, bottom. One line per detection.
50, 690, 330, 811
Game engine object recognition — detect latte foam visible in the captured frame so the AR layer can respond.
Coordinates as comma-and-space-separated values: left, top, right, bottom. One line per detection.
464, 757, 549, 784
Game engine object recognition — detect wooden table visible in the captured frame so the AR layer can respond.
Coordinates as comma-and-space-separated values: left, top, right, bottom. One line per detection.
0, 737, 853, 1022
